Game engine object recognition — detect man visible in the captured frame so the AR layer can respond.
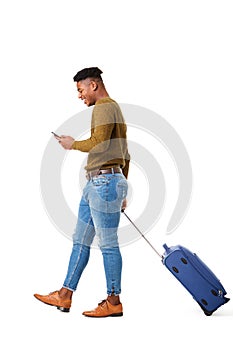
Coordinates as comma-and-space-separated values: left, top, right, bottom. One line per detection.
34, 67, 130, 317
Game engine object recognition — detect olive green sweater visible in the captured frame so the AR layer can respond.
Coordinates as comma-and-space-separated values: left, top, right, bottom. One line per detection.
72, 97, 130, 178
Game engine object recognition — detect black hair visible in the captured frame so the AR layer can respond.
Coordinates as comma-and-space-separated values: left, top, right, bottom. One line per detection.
73, 67, 103, 83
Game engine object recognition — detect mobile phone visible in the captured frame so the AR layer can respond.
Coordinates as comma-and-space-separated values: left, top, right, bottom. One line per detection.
51, 131, 61, 138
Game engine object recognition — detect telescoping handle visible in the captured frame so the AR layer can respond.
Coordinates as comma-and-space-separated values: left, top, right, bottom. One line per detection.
122, 210, 163, 259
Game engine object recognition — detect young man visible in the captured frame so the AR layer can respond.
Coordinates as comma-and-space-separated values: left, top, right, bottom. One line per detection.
34, 67, 130, 317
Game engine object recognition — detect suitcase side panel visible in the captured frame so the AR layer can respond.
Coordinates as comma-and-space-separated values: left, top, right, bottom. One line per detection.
162, 245, 229, 314
179, 246, 226, 293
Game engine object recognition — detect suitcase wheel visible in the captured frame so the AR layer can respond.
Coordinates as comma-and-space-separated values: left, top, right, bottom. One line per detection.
198, 302, 213, 316
201, 297, 230, 316
203, 309, 213, 316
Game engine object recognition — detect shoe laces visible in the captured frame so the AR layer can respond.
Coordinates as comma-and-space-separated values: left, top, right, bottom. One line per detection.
98, 299, 107, 307
49, 290, 58, 296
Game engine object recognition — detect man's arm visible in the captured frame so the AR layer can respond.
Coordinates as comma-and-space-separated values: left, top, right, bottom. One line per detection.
58, 102, 115, 151
57, 123, 114, 151
72, 123, 114, 152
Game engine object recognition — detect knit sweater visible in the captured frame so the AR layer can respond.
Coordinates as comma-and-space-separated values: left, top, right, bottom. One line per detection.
72, 97, 130, 178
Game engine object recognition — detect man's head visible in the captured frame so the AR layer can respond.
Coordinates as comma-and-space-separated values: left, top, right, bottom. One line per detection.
73, 67, 106, 107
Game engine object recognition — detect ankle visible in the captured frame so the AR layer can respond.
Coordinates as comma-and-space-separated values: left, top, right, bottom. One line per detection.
59, 287, 73, 300
107, 295, 120, 305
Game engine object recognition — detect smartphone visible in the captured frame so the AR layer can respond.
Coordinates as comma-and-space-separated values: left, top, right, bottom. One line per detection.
51, 131, 61, 138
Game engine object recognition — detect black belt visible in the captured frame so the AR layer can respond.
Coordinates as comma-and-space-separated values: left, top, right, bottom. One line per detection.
86, 167, 122, 180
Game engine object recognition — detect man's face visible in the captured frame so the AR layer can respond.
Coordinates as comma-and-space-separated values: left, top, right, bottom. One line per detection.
76, 79, 96, 107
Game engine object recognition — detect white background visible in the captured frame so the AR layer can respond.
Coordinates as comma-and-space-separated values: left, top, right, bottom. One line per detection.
1, 0, 233, 349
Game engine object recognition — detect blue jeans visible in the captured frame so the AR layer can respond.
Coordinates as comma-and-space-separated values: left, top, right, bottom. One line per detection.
63, 173, 128, 295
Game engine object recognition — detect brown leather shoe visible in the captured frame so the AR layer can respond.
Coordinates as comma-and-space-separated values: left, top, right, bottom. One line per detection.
34, 291, 71, 312
82, 299, 123, 318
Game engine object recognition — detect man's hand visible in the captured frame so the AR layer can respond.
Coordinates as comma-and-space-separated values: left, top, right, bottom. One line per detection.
56, 135, 75, 150
121, 198, 127, 211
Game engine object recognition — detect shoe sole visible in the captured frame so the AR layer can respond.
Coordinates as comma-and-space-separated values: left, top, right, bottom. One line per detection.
57, 306, 70, 312
83, 312, 123, 318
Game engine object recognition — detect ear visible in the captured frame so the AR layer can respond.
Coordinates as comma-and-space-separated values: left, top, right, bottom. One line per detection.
90, 80, 98, 91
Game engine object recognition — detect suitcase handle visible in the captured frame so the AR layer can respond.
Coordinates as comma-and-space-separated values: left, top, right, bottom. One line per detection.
121, 210, 163, 259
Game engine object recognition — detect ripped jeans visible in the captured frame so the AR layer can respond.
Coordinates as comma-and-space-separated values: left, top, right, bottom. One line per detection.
63, 173, 128, 295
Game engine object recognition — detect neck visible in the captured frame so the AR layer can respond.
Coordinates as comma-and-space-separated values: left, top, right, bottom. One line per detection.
95, 89, 109, 102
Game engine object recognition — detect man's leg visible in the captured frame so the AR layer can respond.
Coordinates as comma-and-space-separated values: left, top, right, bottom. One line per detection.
34, 191, 95, 311
82, 174, 127, 317
82, 211, 123, 317
60, 194, 96, 297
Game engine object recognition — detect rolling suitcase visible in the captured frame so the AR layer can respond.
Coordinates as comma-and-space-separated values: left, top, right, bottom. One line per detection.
122, 211, 230, 316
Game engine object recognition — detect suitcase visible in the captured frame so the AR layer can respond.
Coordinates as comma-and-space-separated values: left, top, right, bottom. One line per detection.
162, 244, 230, 315
122, 211, 230, 316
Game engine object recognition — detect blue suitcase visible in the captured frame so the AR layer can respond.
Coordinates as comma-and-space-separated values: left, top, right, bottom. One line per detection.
122, 211, 230, 316
162, 244, 230, 315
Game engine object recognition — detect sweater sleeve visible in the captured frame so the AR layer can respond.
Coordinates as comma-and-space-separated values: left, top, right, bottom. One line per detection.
72, 103, 114, 152
72, 123, 114, 152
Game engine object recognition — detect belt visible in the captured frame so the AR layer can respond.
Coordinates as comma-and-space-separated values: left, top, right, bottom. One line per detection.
86, 167, 122, 180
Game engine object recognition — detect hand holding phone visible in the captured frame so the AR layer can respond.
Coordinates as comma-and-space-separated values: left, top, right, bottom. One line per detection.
51, 132, 74, 149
